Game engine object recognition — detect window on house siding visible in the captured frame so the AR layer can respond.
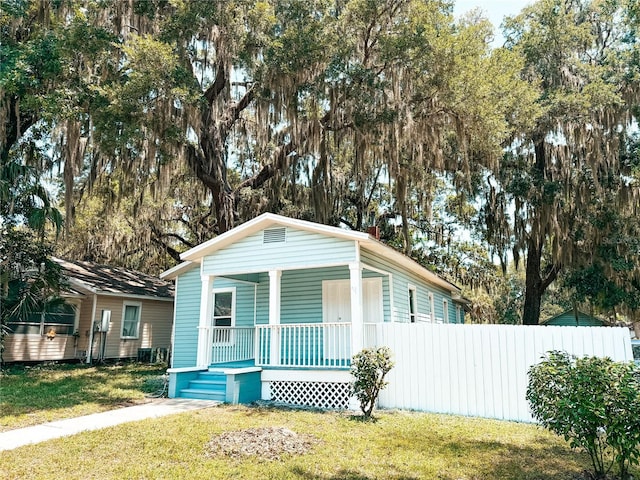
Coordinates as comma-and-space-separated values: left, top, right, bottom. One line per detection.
408, 285, 417, 323
6, 302, 77, 336
212, 289, 235, 344
443, 299, 449, 323
456, 305, 462, 324
121, 302, 141, 338
428, 293, 435, 322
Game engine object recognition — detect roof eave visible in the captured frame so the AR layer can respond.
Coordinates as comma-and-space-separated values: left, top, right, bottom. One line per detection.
361, 239, 461, 294
180, 212, 370, 262
161, 261, 198, 280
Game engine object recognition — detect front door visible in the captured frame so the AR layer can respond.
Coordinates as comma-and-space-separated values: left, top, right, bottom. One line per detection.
322, 277, 383, 360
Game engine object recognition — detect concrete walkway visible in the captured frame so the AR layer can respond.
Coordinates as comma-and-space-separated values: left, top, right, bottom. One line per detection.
0, 398, 219, 452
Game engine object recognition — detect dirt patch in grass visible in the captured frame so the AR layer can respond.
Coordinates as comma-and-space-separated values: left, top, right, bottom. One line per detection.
205, 426, 319, 460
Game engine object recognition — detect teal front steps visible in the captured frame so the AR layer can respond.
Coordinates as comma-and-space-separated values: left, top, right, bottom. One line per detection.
179, 371, 227, 401
169, 362, 262, 403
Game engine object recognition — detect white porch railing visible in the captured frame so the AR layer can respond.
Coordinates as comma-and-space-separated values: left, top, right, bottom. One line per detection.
208, 326, 255, 365
255, 323, 352, 368
204, 323, 385, 368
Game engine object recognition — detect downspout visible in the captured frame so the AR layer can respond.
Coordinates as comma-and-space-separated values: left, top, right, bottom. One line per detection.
87, 293, 97, 364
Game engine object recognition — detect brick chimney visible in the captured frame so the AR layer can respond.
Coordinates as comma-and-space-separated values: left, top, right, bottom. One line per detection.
366, 226, 380, 240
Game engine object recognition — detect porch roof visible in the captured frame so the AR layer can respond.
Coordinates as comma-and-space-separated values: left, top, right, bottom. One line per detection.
161, 213, 462, 296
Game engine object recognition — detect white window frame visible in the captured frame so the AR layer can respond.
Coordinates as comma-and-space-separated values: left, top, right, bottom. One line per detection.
408, 284, 417, 323
443, 299, 449, 323
212, 287, 236, 345
67, 299, 81, 333
429, 292, 435, 322
121, 301, 142, 339
456, 305, 462, 324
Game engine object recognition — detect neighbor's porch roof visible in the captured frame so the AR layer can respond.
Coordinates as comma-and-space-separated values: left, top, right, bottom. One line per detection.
55, 258, 174, 301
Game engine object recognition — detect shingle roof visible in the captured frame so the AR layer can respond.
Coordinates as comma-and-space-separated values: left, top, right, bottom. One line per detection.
55, 258, 174, 300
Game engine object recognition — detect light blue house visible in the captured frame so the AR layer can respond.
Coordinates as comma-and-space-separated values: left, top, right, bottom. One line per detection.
162, 213, 468, 408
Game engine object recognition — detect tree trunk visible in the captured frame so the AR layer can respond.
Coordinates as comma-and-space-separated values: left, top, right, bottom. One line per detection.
522, 237, 559, 325
395, 174, 411, 256
523, 238, 543, 325
187, 133, 237, 235
1, 97, 35, 164
521, 137, 550, 326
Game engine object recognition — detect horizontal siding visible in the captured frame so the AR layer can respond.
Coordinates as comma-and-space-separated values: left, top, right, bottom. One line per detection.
212, 278, 256, 327
76, 297, 94, 355
3, 335, 77, 362
202, 226, 356, 275
92, 296, 126, 360
361, 249, 459, 324
5, 296, 94, 362
545, 312, 604, 326
254, 266, 389, 325
172, 268, 202, 368
234, 267, 389, 326
281, 267, 349, 324
3, 294, 172, 363
92, 296, 173, 360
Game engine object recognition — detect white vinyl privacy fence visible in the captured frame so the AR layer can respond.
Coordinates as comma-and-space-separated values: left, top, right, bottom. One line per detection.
365, 324, 634, 422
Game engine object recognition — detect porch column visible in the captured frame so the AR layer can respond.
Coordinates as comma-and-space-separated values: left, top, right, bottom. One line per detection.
269, 270, 282, 365
197, 274, 214, 368
349, 262, 364, 355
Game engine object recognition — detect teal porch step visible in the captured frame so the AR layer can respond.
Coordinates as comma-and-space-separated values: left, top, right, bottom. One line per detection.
179, 371, 226, 401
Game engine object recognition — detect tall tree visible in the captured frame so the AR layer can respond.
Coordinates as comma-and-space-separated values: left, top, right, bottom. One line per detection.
562, 133, 640, 336
2, 0, 337, 233
486, 0, 640, 324
0, 158, 64, 362
311, 1, 537, 252
57, 165, 211, 273
2, 0, 536, 273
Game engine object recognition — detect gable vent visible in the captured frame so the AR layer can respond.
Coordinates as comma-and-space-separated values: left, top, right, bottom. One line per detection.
263, 227, 287, 244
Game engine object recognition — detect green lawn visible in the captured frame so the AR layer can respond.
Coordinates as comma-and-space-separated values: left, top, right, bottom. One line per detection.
1, 363, 635, 480
0, 362, 166, 431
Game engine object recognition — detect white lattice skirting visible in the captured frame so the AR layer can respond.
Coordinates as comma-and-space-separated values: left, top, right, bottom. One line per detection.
269, 381, 352, 409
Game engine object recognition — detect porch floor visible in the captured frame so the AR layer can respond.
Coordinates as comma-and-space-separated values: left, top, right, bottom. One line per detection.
209, 359, 256, 369
209, 359, 351, 370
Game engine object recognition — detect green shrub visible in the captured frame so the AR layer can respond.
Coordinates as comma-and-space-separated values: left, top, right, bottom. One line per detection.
350, 346, 394, 419
527, 351, 640, 480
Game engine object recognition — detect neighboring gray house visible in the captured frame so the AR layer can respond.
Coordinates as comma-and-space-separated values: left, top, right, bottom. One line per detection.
163, 213, 468, 408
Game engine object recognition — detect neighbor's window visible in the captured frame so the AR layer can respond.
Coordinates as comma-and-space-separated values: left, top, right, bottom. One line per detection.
121, 302, 141, 339
408, 285, 417, 323
6, 302, 77, 336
